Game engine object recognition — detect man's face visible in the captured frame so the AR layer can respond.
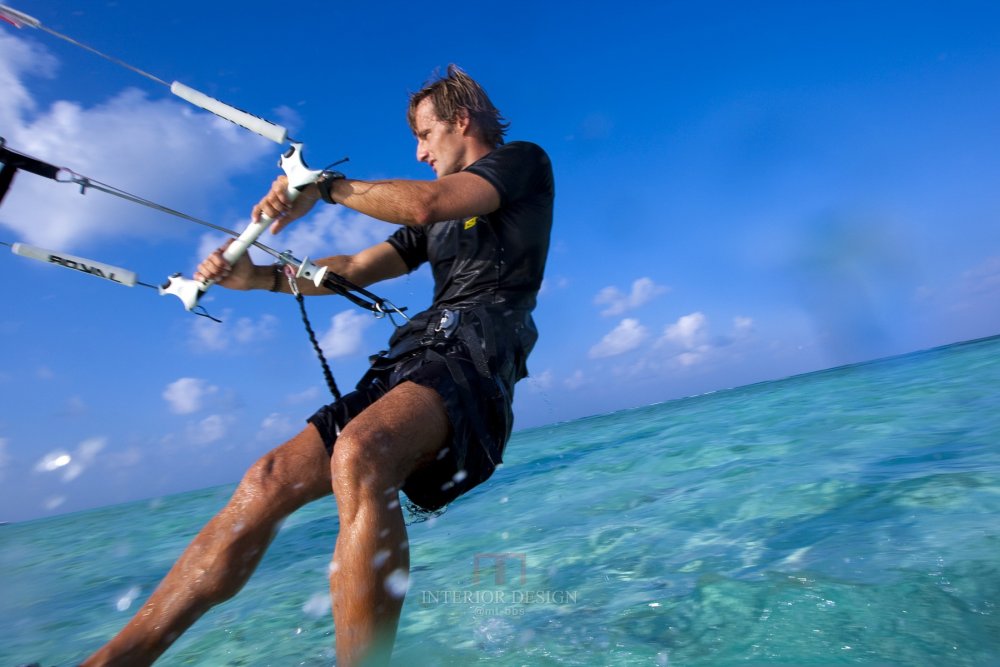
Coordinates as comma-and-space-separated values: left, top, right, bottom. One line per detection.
413, 98, 467, 178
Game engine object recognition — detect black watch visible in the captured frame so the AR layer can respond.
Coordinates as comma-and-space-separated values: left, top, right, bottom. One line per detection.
317, 170, 346, 205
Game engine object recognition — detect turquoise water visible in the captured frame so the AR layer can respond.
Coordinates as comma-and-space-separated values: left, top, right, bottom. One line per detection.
2, 336, 999, 666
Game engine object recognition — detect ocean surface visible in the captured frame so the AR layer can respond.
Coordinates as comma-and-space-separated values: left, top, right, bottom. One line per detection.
2, 336, 999, 666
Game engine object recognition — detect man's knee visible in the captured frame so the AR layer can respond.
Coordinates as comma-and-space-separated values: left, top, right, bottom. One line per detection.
238, 429, 330, 510
329, 383, 450, 506
331, 426, 400, 501
241, 451, 284, 496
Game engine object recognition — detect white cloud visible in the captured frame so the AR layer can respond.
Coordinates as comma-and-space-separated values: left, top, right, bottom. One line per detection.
655, 312, 754, 368
286, 386, 322, 404
44, 495, 66, 511
525, 369, 554, 392
661, 312, 708, 349
676, 350, 706, 367
539, 276, 570, 296
163, 377, 218, 415
594, 277, 669, 316
733, 316, 754, 336
258, 412, 297, 441
589, 318, 650, 359
190, 414, 230, 445
35, 450, 72, 473
33, 436, 106, 482
959, 256, 1000, 298
190, 310, 279, 352
0, 31, 57, 130
563, 370, 590, 390
63, 437, 105, 481
319, 310, 375, 358
656, 312, 712, 367
109, 446, 143, 470
0, 32, 273, 249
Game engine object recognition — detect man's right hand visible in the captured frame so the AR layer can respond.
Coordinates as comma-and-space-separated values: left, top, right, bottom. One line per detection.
194, 239, 259, 290
253, 175, 321, 235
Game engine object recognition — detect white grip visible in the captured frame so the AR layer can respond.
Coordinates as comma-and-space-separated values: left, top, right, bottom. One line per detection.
219, 142, 321, 267
11, 242, 138, 286
160, 143, 322, 312
170, 81, 288, 145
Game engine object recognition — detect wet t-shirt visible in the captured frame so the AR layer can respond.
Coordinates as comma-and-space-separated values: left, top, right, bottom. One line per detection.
386, 141, 554, 312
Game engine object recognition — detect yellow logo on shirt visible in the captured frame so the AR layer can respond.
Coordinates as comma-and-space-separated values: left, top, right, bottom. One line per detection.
464, 216, 478, 230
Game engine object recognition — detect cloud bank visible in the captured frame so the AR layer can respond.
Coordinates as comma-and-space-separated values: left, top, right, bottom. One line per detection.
0, 32, 273, 249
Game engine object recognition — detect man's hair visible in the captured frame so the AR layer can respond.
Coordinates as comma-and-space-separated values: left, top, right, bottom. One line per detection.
408, 65, 509, 148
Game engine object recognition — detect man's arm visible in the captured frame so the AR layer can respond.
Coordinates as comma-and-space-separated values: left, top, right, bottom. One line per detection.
257, 171, 501, 234
195, 240, 409, 295
327, 171, 500, 227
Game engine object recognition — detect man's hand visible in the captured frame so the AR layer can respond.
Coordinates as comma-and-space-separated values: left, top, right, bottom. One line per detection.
194, 239, 259, 290
253, 175, 321, 235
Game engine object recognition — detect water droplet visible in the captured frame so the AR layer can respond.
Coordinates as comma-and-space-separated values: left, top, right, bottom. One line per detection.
384, 568, 409, 598
302, 592, 331, 617
115, 586, 141, 611
452, 469, 468, 483
372, 549, 391, 569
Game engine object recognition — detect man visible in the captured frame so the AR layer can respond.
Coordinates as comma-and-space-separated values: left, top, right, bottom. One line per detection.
83, 65, 554, 666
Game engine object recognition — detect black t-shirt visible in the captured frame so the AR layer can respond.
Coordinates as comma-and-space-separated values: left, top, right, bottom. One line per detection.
386, 141, 554, 312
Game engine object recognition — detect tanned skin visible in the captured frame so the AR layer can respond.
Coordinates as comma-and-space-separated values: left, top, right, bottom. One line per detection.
83, 98, 499, 666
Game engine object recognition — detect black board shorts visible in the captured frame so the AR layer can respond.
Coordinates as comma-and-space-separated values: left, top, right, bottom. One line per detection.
307, 308, 519, 512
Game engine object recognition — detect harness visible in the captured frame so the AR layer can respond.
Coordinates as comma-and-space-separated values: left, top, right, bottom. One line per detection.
371, 306, 519, 467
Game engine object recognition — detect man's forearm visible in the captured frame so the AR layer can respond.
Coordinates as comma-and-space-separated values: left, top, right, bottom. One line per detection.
246, 255, 357, 296
328, 178, 436, 226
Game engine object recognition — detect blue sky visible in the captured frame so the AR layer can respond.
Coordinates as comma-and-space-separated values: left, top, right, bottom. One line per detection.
2, 1, 999, 522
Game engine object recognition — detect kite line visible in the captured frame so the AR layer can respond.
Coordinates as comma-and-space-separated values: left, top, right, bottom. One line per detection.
0, 5, 410, 399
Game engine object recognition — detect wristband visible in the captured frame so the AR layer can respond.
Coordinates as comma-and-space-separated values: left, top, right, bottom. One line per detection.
269, 263, 283, 292
317, 170, 346, 205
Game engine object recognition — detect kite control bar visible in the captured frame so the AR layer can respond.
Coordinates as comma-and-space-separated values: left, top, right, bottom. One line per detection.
159, 142, 330, 310
1, 5, 408, 324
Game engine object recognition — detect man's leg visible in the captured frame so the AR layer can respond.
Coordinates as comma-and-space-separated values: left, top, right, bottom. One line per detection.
83, 425, 333, 667
329, 381, 451, 667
